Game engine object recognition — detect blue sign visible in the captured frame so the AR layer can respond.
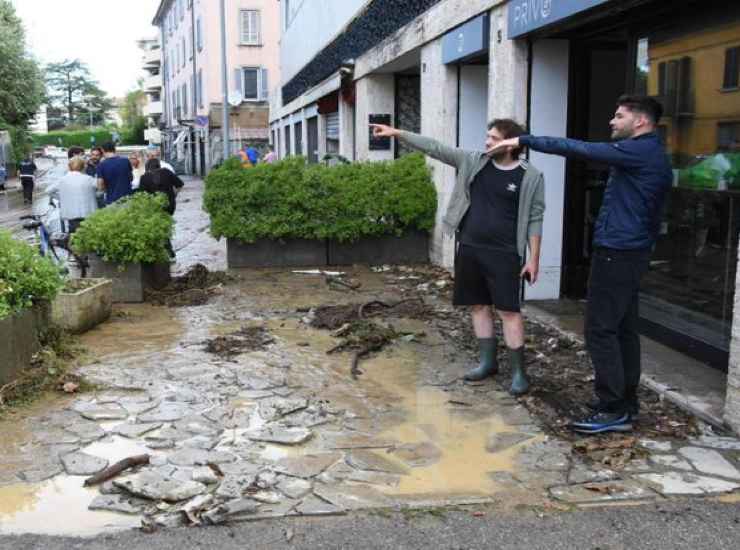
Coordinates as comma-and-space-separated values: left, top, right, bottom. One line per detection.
442, 14, 490, 65
508, 0, 612, 39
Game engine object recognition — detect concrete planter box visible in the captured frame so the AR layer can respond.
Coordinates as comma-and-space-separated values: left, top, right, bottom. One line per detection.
328, 230, 429, 265
87, 254, 170, 303
227, 237, 327, 268
0, 303, 50, 386
51, 279, 112, 334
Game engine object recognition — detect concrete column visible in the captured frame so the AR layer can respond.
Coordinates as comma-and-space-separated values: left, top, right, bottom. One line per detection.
725, 246, 740, 434
420, 39, 458, 270
488, 7, 528, 125
301, 109, 309, 158
339, 97, 356, 161
354, 74, 394, 161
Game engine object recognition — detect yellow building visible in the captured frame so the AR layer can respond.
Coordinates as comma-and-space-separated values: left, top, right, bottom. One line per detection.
648, 22, 740, 159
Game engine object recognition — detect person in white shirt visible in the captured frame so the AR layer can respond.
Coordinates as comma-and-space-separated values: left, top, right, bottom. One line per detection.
129, 153, 145, 189
46, 157, 98, 234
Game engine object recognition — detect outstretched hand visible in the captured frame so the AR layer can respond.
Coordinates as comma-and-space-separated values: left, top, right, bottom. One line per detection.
369, 123, 400, 138
487, 137, 520, 157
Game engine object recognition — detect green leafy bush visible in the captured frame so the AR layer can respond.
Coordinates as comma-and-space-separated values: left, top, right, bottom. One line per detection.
70, 193, 174, 265
204, 154, 437, 243
32, 130, 113, 149
0, 230, 64, 319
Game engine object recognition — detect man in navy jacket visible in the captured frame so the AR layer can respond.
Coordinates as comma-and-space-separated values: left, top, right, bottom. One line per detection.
490, 95, 673, 434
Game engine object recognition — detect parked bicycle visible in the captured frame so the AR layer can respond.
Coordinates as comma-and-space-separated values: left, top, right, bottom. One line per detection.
20, 197, 88, 277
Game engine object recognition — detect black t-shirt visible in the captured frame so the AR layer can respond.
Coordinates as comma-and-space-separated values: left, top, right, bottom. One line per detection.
18, 160, 37, 177
138, 168, 184, 214
459, 160, 525, 253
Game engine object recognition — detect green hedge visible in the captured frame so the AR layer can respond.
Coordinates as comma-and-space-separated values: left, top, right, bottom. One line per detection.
70, 193, 174, 265
32, 130, 113, 149
203, 153, 437, 243
0, 230, 64, 319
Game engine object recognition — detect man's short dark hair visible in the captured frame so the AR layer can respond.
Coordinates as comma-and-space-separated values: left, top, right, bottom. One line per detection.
616, 95, 663, 125
67, 146, 84, 159
91, 146, 104, 156
488, 118, 527, 158
145, 158, 161, 172
102, 142, 116, 153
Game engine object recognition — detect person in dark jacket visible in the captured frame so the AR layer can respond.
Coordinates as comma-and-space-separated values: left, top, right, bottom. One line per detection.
18, 155, 38, 205
138, 158, 184, 259
490, 95, 673, 434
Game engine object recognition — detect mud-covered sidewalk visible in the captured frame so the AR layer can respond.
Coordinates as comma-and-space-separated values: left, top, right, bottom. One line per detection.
1, 178, 739, 538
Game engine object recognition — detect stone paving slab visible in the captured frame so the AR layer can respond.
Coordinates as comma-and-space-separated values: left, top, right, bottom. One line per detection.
549, 481, 658, 504
678, 447, 740, 480
60, 452, 109, 476
637, 472, 740, 495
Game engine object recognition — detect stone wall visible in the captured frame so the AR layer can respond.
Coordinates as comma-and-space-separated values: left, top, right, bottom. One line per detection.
724, 245, 740, 434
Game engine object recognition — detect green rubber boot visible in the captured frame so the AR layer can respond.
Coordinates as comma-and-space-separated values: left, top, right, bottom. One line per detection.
464, 338, 498, 381
508, 346, 529, 396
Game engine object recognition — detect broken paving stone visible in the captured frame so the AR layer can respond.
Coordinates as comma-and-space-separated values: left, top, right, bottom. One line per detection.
639, 439, 672, 453
678, 447, 740, 480
218, 460, 262, 477
487, 471, 523, 489
690, 435, 740, 451
75, 403, 129, 421
142, 512, 188, 530
112, 422, 162, 439
168, 448, 237, 467
346, 450, 409, 475
259, 397, 309, 422
100, 480, 123, 495
567, 465, 621, 485
255, 470, 280, 489
202, 498, 260, 525
237, 389, 276, 400
312, 483, 395, 511
247, 490, 282, 504
549, 481, 656, 504
496, 405, 534, 426
179, 494, 214, 524
138, 403, 193, 423
18, 465, 64, 483
486, 432, 537, 454
247, 427, 313, 446
119, 400, 159, 416
60, 452, 109, 476
273, 453, 341, 479
192, 466, 220, 484
391, 442, 442, 468
145, 439, 175, 450
114, 471, 207, 502
216, 474, 257, 499
89, 494, 148, 515
316, 461, 356, 484
648, 454, 694, 472
325, 433, 397, 450
637, 472, 740, 495
294, 495, 344, 516
65, 422, 106, 442
181, 435, 219, 450
175, 418, 222, 436
346, 470, 401, 487
278, 478, 312, 499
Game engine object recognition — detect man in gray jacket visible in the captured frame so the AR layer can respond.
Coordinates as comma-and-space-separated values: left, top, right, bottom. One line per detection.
371, 120, 545, 395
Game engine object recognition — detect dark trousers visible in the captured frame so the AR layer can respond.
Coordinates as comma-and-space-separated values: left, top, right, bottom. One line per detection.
20, 176, 34, 203
67, 218, 84, 234
585, 247, 650, 414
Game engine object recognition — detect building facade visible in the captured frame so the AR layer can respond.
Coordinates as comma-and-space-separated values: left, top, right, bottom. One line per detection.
152, 0, 280, 175
138, 36, 164, 141
271, 0, 740, 432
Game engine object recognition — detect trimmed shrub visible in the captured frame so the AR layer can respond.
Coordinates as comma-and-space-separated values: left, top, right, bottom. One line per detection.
0, 230, 64, 319
203, 153, 437, 243
70, 193, 174, 265
32, 130, 113, 149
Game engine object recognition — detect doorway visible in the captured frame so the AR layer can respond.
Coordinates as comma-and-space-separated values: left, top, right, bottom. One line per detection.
307, 117, 319, 163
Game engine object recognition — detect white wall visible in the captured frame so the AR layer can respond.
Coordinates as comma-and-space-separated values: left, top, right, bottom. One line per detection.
525, 39, 569, 301
280, 0, 369, 82
355, 74, 395, 161
458, 66, 489, 151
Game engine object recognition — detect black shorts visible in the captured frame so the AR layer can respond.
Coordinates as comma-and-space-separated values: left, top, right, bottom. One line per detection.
453, 244, 522, 312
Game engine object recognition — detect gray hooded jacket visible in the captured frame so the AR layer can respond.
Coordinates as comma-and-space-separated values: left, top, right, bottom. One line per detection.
398, 131, 545, 260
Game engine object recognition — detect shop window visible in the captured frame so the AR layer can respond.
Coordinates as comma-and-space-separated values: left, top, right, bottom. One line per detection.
724, 47, 739, 89
634, 16, 740, 354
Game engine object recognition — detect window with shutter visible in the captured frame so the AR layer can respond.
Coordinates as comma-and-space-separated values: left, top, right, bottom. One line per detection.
243, 68, 259, 100
187, 30, 192, 60
260, 68, 269, 101
198, 70, 204, 108
724, 47, 739, 89
240, 10, 260, 45
181, 39, 186, 68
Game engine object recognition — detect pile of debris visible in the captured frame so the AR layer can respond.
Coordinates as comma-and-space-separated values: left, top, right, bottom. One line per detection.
146, 263, 233, 307
203, 326, 275, 359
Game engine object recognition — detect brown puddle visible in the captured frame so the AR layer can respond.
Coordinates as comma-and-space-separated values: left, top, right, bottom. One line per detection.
78, 304, 184, 358
0, 477, 138, 537
361, 347, 539, 497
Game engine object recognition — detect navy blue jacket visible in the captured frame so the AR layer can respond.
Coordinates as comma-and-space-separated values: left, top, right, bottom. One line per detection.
520, 132, 673, 250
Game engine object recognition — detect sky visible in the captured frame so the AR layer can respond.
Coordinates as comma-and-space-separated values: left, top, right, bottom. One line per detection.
11, 0, 162, 99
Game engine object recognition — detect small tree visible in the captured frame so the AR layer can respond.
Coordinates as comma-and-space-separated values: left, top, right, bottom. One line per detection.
45, 59, 114, 127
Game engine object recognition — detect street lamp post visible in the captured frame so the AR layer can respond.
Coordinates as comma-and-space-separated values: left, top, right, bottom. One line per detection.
219, 0, 229, 162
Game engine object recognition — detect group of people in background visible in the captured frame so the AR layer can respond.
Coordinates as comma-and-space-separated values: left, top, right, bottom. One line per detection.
237, 145, 276, 168
44, 143, 184, 259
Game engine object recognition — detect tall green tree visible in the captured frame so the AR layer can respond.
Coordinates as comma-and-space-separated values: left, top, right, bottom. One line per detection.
45, 59, 114, 128
120, 84, 147, 145
0, 0, 45, 158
